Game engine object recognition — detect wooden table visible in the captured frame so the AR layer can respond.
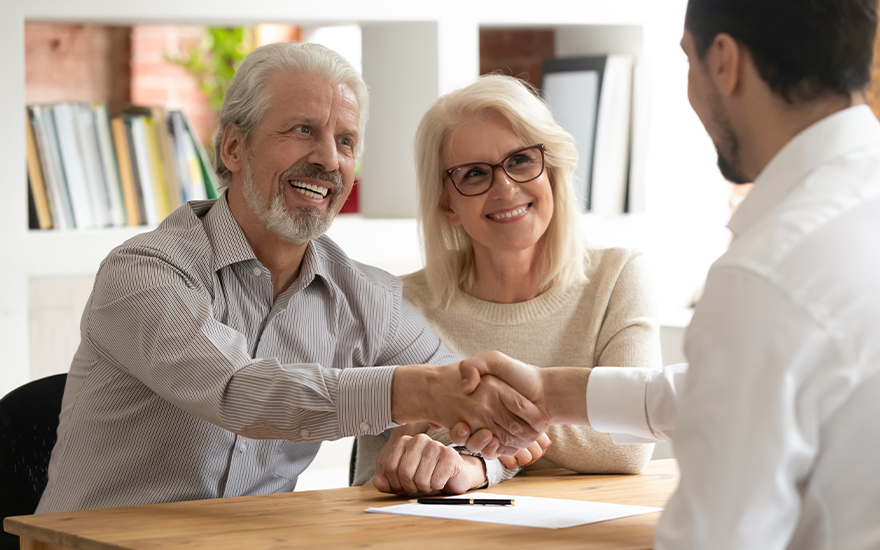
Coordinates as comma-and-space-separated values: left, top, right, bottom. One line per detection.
5, 459, 678, 550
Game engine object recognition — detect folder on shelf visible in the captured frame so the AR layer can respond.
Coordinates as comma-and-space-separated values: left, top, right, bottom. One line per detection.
143, 116, 172, 220
110, 116, 143, 226
72, 103, 112, 228
179, 112, 219, 199
94, 105, 128, 227
29, 105, 75, 229
52, 103, 96, 228
542, 54, 635, 214
126, 114, 160, 225
25, 108, 53, 230
591, 54, 634, 215
542, 57, 605, 211
168, 110, 206, 203
150, 106, 184, 212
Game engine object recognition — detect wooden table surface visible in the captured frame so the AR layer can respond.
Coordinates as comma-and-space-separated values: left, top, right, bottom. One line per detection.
6, 459, 678, 550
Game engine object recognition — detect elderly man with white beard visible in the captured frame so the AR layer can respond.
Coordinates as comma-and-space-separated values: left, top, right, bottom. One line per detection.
36, 42, 546, 514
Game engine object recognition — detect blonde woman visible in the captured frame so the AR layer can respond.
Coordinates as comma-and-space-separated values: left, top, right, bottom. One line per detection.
354, 74, 661, 495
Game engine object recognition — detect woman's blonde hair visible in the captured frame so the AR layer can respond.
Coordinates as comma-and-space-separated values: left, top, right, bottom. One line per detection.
414, 74, 586, 306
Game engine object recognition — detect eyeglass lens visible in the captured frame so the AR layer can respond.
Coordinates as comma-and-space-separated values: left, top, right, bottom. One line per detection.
450, 146, 544, 195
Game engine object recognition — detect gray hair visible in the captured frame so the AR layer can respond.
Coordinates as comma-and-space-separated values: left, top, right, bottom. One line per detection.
213, 41, 370, 189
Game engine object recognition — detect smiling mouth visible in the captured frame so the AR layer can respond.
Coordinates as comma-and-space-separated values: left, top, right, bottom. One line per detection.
487, 204, 530, 220
290, 180, 330, 200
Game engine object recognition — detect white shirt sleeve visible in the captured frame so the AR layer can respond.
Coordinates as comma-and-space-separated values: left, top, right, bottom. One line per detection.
587, 364, 688, 443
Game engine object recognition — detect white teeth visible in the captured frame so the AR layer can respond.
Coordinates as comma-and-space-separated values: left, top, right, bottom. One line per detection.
293, 187, 325, 200
290, 180, 329, 199
490, 205, 528, 220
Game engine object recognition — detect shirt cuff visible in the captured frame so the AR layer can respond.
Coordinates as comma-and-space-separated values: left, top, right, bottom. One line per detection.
484, 457, 505, 487
587, 367, 659, 444
337, 366, 397, 437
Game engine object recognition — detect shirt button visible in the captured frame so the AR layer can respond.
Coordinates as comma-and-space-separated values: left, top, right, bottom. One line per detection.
238, 443, 248, 453
359, 421, 370, 432
251, 267, 261, 276
299, 429, 310, 439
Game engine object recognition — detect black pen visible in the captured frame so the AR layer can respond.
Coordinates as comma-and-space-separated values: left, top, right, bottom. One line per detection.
410, 497, 515, 506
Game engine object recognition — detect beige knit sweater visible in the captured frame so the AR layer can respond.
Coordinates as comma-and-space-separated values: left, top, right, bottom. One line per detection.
353, 247, 662, 486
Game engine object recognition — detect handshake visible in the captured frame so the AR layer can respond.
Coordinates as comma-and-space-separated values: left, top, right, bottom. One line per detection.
387, 351, 592, 491
448, 352, 592, 457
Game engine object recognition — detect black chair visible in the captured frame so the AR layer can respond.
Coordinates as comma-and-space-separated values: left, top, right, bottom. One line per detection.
348, 437, 358, 486
0, 374, 67, 550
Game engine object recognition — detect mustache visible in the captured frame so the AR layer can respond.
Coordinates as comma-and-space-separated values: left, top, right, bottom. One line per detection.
279, 164, 344, 193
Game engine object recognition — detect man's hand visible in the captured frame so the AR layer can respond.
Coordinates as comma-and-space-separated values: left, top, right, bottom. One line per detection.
372, 431, 486, 496
452, 352, 592, 453
498, 433, 552, 469
391, 353, 551, 458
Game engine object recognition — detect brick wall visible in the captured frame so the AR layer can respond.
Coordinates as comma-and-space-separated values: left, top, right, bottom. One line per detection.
130, 25, 215, 147
479, 29, 555, 88
25, 24, 131, 113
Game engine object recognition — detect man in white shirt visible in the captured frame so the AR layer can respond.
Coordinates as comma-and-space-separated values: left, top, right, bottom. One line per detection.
457, 0, 880, 548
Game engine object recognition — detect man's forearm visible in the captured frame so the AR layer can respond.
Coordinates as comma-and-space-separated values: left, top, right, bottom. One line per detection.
390, 364, 436, 425
541, 367, 592, 426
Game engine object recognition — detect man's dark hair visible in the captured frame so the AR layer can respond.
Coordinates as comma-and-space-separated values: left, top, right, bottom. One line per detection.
685, 0, 878, 103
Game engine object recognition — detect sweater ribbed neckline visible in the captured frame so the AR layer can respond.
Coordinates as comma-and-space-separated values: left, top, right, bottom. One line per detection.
450, 280, 577, 326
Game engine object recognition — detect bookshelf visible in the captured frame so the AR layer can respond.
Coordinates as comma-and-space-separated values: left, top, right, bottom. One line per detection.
1, 0, 731, 397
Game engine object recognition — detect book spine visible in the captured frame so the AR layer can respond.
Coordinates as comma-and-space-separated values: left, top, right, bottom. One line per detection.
180, 112, 219, 199
52, 103, 95, 228
110, 117, 142, 226
32, 105, 75, 229
94, 105, 128, 227
143, 117, 171, 220
152, 107, 183, 212
127, 115, 159, 225
74, 103, 111, 228
25, 107, 54, 229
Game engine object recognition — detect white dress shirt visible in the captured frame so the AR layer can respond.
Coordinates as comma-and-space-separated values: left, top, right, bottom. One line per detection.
587, 105, 880, 550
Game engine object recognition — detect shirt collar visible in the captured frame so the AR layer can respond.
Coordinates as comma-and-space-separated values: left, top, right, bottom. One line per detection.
198, 193, 259, 272
728, 105, 880, 237
284, 238, 335, 299
197, 193, 336, 297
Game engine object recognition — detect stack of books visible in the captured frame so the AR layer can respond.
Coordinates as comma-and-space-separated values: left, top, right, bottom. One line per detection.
25, 103, 218, 230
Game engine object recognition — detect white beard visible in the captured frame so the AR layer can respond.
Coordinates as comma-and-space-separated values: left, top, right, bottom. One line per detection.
241, 159, 336, 243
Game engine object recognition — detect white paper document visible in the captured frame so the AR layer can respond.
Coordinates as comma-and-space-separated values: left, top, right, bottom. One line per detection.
365, 492, 663, 529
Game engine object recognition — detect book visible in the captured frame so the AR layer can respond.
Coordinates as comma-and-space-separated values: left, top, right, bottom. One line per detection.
126, 114, 159, 225
143, 116, 171, 220
150, 106, 183, 213
179, 112, 219, 199
27, 174, 40, 230
93, 105, 127, 226
25, 108, 53, 229
52, 103, 95, 228
72, 103, 112, 228
30, 105, 75, 229
590, 54, 634, 215
167, 111, 196, 202
542, 56, 606, 212
110, 116, 142, 226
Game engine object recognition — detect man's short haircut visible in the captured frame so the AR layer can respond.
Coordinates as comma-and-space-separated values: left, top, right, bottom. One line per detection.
685, 0, 878, 103
213, 42, 369, 189
414, 74, 586, 307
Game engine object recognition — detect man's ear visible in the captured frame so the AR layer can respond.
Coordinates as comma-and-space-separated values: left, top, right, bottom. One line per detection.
706, 32, 743, 98
220, 125, 245, 173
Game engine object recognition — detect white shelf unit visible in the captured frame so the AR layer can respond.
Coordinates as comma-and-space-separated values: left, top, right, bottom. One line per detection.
1, 0, 731, 397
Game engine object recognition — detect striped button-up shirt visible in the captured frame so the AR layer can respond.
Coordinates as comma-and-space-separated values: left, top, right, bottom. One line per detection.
38, 194, 456, 513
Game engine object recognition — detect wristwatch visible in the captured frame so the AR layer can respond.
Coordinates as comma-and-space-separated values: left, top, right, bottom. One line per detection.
453, 446, 490, 489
